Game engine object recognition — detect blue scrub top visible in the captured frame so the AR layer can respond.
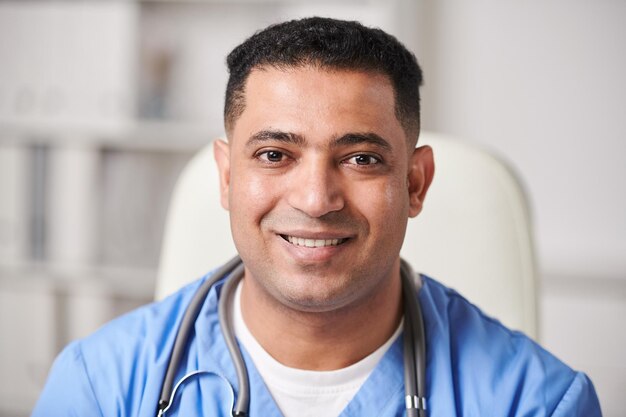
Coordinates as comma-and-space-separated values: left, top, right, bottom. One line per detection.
33, 272, 602, 417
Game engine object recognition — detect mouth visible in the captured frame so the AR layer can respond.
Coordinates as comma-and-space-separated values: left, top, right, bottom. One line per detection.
280, 234, 349, 248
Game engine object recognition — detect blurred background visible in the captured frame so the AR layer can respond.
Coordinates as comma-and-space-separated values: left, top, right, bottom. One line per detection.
0, 0, 624, 416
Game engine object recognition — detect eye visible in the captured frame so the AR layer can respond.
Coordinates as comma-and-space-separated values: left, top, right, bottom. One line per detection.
258, 150, 285, 163
346, 154, 381, 166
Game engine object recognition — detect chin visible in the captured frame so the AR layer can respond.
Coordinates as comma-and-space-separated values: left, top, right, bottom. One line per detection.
277, 280, 362, 313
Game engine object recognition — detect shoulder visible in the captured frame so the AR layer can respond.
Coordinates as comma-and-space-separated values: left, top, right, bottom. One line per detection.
33, 272, 218, 416
79, 274, 208, 366
419, 275, 528, 348
419, 276, 602, 416
420, 275, 541, 355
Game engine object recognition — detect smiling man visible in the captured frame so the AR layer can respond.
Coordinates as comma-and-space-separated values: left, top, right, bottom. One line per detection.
34, 17, 601, 417
214, 67, 429, 370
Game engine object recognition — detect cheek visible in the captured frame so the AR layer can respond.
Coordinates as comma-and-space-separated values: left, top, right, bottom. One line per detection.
229, 170, 276, 224
354, 177, 409, 235
382, 174, 410, 215
386, 178, 409, 212
228, 173, 273, 260
381, 179, 410, 239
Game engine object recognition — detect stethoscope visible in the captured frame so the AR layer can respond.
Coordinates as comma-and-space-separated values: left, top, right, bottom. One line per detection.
156, 256, 428, 417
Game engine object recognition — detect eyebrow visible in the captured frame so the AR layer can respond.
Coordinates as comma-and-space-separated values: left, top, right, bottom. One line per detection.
246, 130, 305, 147
245, 129, 392, 151
331, 132, 392, 151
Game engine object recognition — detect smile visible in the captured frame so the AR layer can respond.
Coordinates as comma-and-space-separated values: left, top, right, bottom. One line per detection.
281, 235, 348, 248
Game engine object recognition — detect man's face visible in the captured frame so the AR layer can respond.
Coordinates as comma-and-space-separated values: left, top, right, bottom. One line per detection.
215, 66, 433, 313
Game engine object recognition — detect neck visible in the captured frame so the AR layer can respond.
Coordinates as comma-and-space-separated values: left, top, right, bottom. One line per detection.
240, 263, 403, 371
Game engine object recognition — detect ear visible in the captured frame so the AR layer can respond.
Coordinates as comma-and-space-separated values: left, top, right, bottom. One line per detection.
407, 145, 435, 218
213, 139, 231, 210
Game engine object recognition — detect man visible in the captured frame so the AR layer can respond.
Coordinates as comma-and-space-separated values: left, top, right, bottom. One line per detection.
33, 17, 601, 416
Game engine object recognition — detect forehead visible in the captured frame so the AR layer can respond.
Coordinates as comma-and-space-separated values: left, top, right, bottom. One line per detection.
230, 66, 405, 146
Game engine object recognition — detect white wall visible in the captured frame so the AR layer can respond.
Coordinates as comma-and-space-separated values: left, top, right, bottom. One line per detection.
416, 0, 626, 280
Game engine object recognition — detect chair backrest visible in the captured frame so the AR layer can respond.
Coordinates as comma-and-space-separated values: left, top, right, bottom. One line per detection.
156, 132, 538, 339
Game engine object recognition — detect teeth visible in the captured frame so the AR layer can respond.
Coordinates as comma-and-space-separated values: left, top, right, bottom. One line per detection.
286, 236, 343, 248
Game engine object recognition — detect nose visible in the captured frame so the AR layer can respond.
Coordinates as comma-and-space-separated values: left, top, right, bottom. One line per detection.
286, 157, 345, 218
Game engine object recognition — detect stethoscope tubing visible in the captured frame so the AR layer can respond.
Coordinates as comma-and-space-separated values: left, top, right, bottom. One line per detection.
157, 256, 243, 416
157, 256, 427, 417
219, 264, 249, 416
401, 261, 428, 416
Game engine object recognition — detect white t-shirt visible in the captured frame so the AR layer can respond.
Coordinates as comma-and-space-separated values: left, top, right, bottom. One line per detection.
232, 281, 403, 417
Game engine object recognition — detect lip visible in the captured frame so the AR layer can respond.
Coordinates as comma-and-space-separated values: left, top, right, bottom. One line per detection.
275, 231, 353, 263
280, 234, 349, 248
276, 229, 354, 240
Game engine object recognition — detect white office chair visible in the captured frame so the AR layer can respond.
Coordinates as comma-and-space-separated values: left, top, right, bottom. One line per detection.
156, 132, 538, 339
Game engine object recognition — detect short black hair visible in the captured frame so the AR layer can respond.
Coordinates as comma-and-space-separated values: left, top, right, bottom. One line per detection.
224, 17, 424, 145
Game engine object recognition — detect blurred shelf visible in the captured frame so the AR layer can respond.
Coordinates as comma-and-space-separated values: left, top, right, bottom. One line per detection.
0, 260, 156, 300
139, 0, 367, 4
0, 119, 220, 152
